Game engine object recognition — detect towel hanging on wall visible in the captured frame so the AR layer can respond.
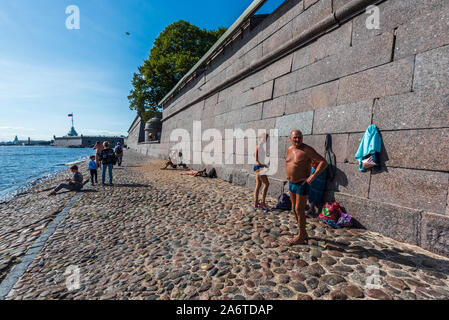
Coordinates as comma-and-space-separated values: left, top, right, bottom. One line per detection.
355, 125, 382, 172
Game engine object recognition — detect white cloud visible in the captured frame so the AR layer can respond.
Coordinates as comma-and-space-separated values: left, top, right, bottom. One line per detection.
0, 126, 36, 131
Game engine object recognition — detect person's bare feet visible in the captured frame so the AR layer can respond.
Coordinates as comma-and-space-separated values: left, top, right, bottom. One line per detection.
287, 234, 309, 245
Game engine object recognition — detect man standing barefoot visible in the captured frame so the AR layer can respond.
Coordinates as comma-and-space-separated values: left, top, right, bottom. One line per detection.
286, 130, 328, 245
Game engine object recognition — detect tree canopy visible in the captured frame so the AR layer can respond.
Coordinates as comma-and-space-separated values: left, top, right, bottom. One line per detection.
128, 20, 226, 122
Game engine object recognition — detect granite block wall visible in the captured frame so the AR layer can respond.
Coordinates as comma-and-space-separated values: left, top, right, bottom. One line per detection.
130, 0, 449, 256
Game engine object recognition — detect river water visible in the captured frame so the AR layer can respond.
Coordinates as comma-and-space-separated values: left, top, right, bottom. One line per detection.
0, 146, 94, 202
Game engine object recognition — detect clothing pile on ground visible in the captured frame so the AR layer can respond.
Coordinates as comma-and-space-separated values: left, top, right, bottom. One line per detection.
318, 202, 353, 228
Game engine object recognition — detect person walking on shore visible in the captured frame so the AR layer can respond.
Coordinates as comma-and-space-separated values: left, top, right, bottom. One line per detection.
88, 155, 98, 185
114, 142, 124, 167
254, 133, 270, 210
286, 130, 328, 245
99, 141, 116, 185
93, 141, 103, 169
48, 165, 83, 196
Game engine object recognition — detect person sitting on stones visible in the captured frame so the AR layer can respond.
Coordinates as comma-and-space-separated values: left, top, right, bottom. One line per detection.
49, 165, 83, 196
181, 168, 207, 177
161, 157, 176, 170
286, 130, 328, 245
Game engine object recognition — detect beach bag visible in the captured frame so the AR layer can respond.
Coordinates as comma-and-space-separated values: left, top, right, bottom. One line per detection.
207, 168, 217, 178
276, 193, 292, 211
324, 134, 337, 182
319, 202, 343, 224
337, 212, 353, 228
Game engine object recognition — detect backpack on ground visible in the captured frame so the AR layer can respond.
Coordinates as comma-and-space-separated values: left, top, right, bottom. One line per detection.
276, 193, 292, 211
207, 168, 217, 178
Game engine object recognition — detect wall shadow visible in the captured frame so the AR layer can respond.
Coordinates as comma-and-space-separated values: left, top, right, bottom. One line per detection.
309, 236, 449, 276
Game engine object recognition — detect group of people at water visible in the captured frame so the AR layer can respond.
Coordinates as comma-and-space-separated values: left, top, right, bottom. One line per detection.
48, 141, 124, 196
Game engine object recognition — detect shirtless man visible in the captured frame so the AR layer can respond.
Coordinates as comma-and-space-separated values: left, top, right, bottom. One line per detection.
286, 130, 328, 245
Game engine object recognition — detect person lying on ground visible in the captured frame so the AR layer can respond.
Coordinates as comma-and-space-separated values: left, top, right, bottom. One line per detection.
286, 130, 328, 245
48, 165, 83, 196
180, 169, 207, 177
161, 157, 176, 170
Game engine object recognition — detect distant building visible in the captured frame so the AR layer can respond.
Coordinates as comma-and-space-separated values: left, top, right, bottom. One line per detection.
53, 122, 124, 148
53, 135, 124, 148
0, 136, 51, 146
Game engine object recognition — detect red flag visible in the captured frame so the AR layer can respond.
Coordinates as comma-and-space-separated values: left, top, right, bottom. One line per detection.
68, 114, 73, 117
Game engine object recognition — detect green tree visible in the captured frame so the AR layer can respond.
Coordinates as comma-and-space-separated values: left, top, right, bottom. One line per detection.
128, 66, 157, 121
128, 20, 226, 122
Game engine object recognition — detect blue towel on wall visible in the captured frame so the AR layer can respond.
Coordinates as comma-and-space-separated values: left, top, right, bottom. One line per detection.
355, 125, 382, 172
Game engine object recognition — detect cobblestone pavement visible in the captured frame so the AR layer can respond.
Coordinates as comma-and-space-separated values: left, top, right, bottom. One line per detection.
4, 151, 449, 300
0, 161, 90, 283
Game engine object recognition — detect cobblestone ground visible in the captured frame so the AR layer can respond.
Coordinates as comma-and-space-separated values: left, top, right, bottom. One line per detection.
0, 162, 90, 283
4, 151, 449, 300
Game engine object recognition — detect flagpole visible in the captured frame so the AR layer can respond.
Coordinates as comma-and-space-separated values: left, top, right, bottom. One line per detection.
72, 113, 74, 128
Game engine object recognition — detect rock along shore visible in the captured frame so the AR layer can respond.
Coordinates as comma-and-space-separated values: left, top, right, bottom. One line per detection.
2, 151, 449, 300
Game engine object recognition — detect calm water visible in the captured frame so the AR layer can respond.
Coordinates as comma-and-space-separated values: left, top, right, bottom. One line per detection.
0, 146, 94, 202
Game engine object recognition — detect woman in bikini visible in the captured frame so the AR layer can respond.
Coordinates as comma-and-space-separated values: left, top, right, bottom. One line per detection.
253, 133, 270, 210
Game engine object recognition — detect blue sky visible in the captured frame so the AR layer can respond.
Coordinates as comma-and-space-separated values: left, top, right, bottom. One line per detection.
0, 0, 284, 141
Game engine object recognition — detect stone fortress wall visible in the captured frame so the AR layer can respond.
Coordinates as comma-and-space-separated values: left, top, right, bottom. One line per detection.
128, 0, 449, 256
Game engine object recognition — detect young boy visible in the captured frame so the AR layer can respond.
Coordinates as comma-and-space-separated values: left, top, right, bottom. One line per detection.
49, 165, 83, 196
88, 155, 98, 185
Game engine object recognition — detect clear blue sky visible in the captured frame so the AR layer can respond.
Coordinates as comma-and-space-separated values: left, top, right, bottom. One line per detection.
0, 0, 284, 141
